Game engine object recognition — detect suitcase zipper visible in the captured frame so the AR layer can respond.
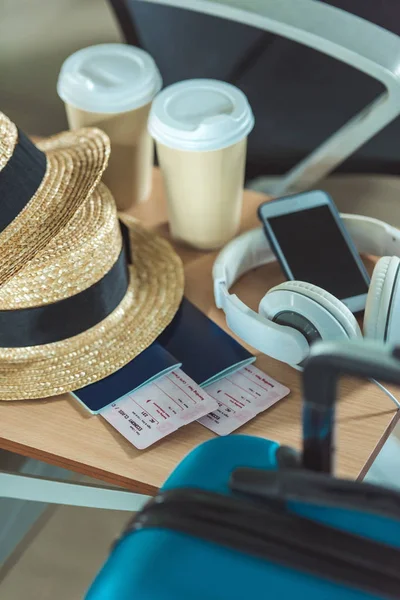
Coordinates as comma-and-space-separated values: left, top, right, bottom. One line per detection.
128, 488, 400, 599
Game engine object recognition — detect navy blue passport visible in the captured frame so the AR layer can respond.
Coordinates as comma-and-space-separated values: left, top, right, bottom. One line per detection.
158, 298, 255, 386
71, 343, 180, 414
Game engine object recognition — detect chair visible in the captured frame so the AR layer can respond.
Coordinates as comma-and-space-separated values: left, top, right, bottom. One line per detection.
109, 0, 400, 224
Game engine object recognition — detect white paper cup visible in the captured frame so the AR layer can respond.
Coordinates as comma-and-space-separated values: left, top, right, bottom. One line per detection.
57, 44, 162, 211
148, 79, 254, 250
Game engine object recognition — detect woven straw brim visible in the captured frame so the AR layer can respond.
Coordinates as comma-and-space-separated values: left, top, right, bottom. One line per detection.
0, 199, 184, 401
0, 183, 122, 309
0, 128, 110, 285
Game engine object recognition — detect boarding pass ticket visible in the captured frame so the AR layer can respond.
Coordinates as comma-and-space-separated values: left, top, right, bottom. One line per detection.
199, 364, 290, 435
101, 365, 290, 449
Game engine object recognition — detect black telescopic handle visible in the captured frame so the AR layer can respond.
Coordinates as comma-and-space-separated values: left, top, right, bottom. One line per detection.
302, 340, 400, 474
303, 340, 400, 408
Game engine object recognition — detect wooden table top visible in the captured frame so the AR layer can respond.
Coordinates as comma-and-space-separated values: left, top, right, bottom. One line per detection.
0, 169, 398, 494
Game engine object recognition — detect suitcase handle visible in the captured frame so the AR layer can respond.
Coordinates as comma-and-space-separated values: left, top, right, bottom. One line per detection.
302, 340, 400, 474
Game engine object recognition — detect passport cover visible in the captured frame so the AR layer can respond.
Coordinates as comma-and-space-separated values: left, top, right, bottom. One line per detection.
73, 299, 254, 414
158, 298, 255, 386
71, 343, 181, 414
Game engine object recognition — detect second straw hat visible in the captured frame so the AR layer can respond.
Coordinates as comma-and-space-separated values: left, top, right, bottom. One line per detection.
0, 112, 110, 285
0, 116, 184, 401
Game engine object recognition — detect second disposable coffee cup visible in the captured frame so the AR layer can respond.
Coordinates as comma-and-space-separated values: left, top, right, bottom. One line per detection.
57, 44, 162, 211
148, 79, 254, 250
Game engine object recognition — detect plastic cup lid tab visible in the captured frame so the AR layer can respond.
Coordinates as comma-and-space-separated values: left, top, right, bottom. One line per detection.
148, 79, 254, 152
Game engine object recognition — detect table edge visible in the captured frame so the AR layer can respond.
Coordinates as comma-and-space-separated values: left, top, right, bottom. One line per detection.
0, 436, 158, 496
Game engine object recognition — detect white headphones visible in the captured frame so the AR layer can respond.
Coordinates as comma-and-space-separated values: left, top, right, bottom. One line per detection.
213, 214, 400, 368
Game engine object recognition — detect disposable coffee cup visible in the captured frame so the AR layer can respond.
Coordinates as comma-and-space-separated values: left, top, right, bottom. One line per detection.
57, 44, 162, 211
148, 79, 254, 250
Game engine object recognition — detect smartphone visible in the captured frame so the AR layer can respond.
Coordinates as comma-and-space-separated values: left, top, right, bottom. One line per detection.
257, 190, 370, 313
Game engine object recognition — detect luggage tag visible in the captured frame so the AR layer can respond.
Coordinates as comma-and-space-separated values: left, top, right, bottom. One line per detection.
101, 369, 218, 449
198, 364, 290, 435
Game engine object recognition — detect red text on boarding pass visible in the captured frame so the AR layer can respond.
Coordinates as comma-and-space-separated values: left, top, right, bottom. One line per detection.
101, 369, 218, 449
198, 364, 290, 435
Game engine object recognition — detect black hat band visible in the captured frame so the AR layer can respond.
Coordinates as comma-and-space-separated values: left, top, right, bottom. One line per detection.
0, 130, 47, 233
0, 222, 132, 347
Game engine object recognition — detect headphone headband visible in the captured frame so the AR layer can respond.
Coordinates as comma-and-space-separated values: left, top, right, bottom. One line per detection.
213, 214, 400, 365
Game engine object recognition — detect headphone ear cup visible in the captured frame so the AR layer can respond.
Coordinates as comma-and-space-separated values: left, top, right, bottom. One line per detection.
364, 256, 400, 342
260, 281, 362, 341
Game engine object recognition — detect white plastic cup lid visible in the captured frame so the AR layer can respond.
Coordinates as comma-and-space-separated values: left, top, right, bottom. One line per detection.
148, 79, 254, 152
57, 44, 162, 114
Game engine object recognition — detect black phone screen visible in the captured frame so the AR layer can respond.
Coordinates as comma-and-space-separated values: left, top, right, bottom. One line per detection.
267, 205, 369, 299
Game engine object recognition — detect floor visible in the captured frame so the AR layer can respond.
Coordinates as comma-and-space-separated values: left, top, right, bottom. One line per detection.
2, 1, 400, 598
0, 501, 130, 600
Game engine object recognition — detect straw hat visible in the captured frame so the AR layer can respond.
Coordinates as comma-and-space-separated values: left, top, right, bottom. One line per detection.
0, 116, 184, 400
0, 111, 110, 285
